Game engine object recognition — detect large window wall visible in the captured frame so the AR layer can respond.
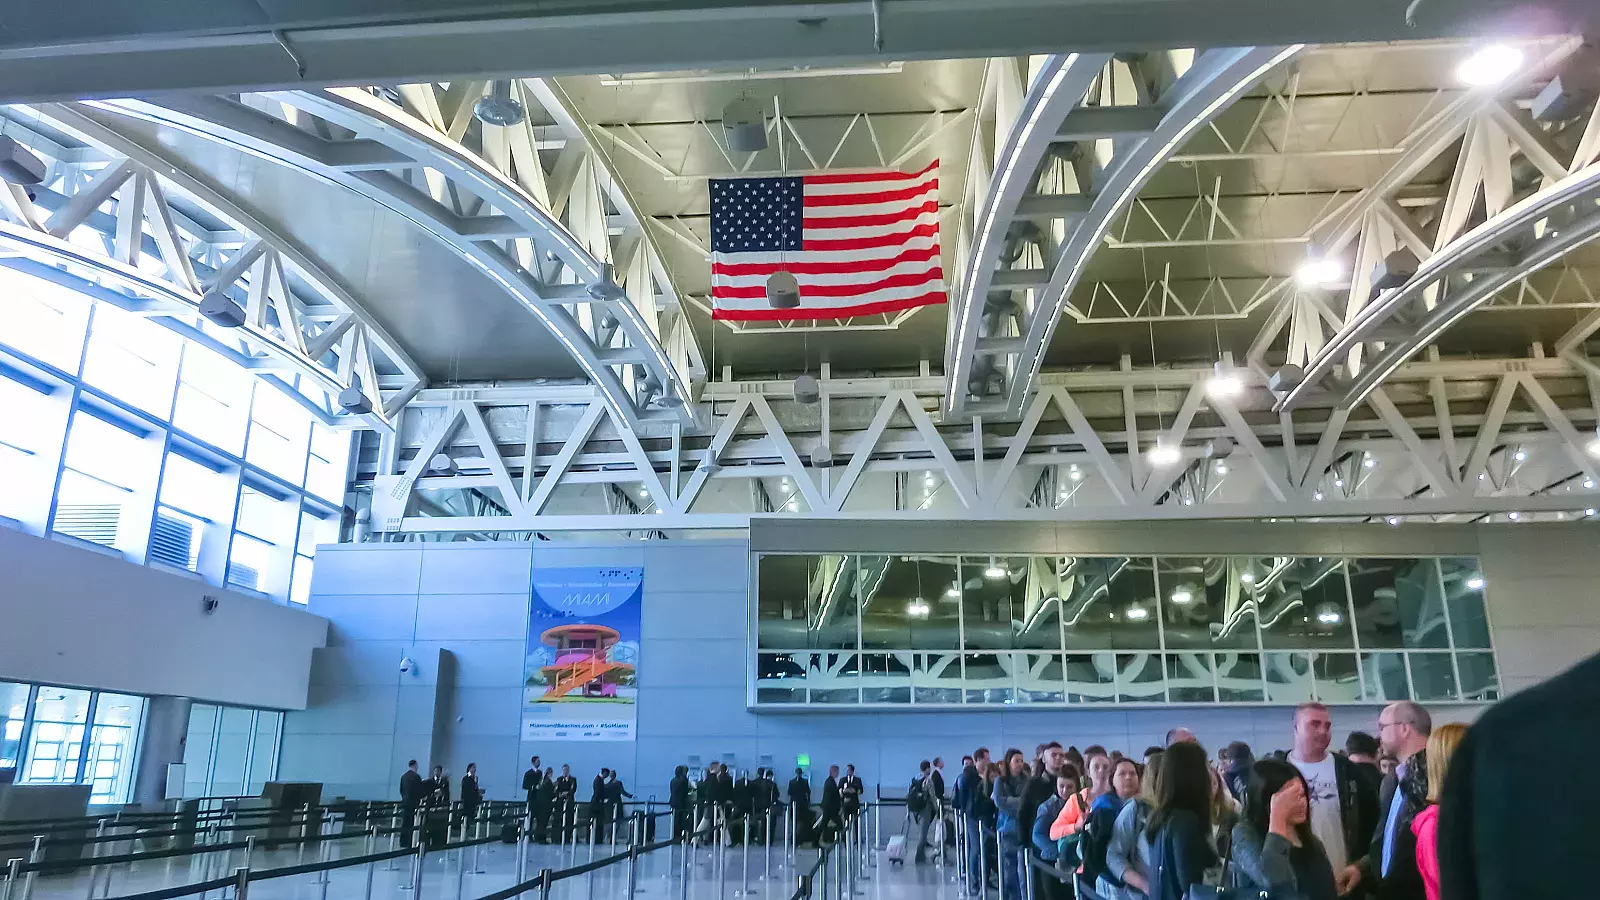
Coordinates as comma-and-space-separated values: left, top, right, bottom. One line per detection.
754, 553, 1499, 707
0, 267, 348, 604
180, 703, 283, 798
0, 681, 145, 803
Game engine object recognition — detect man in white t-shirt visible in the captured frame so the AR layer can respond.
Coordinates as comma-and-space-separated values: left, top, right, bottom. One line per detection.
1287, 702, 1379, 894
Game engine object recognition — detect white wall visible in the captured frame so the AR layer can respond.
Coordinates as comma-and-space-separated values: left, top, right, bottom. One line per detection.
0, 525, 329, 709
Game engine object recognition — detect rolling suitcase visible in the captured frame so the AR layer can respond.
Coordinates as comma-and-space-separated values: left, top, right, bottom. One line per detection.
500, 820, 521, 844
885, 834, 907, 864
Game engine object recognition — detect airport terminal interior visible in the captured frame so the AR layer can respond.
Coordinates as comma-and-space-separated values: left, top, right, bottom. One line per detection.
3, 2, 1600, 899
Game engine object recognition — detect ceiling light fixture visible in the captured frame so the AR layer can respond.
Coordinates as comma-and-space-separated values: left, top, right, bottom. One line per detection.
1513, 449, 1528, 462
1316, 608, 1344, 626
473, 81, 526, 126
1147, 441, 1182, 467
906, 599, 930, 618
1215, 462, 1228, 475
1466, 575, 1486, 590
1508, 511, 1521, 521
1584, 478, 1596, 489
1295, 256, 1343, 287
1586, 428, 1600, 458
1387, 516, 1400, 526
1069, 466, 1084, 481
1363, 455, 1377, 469
1239, 572, 1256, 585
984, 561, 1006, 579
1587, 508, 1597, 517
1457, 44, 1524, 87
945, 586, 960, 598
1206, 363, 1244, 398
1313, 492, 1324, 501
1125, 606, 1149, 621
1169, 588, 1194, 605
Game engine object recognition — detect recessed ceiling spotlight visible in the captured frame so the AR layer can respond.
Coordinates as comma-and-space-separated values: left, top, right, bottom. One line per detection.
1295, 257, 1343, 287
1125, 606, 1149, 621
1215, 462, 1229, 475
1513, 449, 1528, 462
1587, 508, 1597, 517
1363, 456, 1377, 469
1387, 516, 1400, 526
1206, 363, 1244, 398
1069, 467, 1084, 481
1507, 511, 1521, 521
984, 562, 1006, 579
1147, 441, 1182, 467
1239, 572, 1256, 585
1334, 478, 1345, 488
1170, 588, 1194, 605
1457, 44, 1524, 87
1584, 478, 1596, 489
1313, 491, 1324, 501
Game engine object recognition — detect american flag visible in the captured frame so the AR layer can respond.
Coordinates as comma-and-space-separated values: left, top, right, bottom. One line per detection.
708, 161, 945, 321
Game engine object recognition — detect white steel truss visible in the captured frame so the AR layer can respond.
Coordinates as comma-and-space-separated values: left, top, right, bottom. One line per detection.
0, 104, 423, 428
361, 353, 1600, 533
97, 83, 704, 432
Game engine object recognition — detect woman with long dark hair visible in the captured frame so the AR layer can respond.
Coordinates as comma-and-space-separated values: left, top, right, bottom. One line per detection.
1230, 759, 1337, 900
1143, 741, 1216, 900
991, 749, 1030, 900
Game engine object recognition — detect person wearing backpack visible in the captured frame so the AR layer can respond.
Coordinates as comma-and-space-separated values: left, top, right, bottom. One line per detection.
1031, 769, 1081, 900
908, 760, 937, 862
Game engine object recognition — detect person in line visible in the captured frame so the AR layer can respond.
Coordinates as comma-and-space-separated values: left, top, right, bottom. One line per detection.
958, 749, 995, 897
1096, 758, 1141, 816
696, 763, 720, 842
1100, 756, 1160, 900
1164, 727, 1197, 747
429, 765, 451, 806
909, 760, 939, 864
398, 760, 426, 848
1076, 758, 1140, 898
1209, 765, 1241, 858
553, 765, 578, 843
460, 763, 483, 831
1351, 700, 1432, 900
1141, 746, 1164, 771
605, 770, 633, 832
931, 757, 949, 804
1229, 759, 1337, 900
756, 768, 780, 843
788, 767, 814, 847
534, 767, 556, 842
1030, 770, 1079, 900
1345, 732, 1385, 797
1049, 751, 1110, 844
1285, 702, 1378, 893
1219, 741, 1253, 802
992, 748, 1030, 900
820, 764, 844, 843
840, 763, 864, 825
522, 756, 543, 820
1144, 741, 1216, 900
1017, 743, 1066, 864
1378, 754, 1398, 780
670, 765, 693, 840
590, 767, 610, 842
1410, 723, 1465, 900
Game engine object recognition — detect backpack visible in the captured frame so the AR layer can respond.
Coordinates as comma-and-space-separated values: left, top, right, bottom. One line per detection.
907, 775, 928, 816
1077, 804, 1120, 888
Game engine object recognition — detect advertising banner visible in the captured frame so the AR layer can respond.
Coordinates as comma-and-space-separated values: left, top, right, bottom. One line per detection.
522, 566, 641, 742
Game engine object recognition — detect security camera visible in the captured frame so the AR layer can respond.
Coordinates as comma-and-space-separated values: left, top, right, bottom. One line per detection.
201, 595, 219, 615
399, 656, 417, 675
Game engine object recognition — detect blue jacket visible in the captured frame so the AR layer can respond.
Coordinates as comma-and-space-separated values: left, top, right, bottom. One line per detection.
1032, 795, 1065, 860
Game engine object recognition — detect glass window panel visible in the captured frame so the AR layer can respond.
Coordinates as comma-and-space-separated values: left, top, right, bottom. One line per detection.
0, 268, 93, 371
305, 424, 350, 501
1115, 653, 1166, 703
1456, 652, 1500, 702
228, 533, 270, 592
1164, 653, 1216, 703
859, 653, 911, 704
962, 653, 1013, 704
860, 556, 960, 650
1064, 653, 1117, 703
160, 452, 232, 519
1312, 653, 1363, 702
234, 485, 298, 595
172, 343, 251, 454
21, 686, 90, 785
1016, 653, 1065, 704
1409, 654, 1459, 701
87, 694, 143, 804
810, 555, 858, 651
1158, 557, 1261, 652
1359, 652, 1411, 702
1215, 653, 1265, 702
1438, 558, 1492, 649
0, 371, 69, 525
246, 384, 311, 485
756, 652, 808, 703
53, 469, 133, 549
210, 708, 254, 797
757, 555, 814, 651
82, 303, 182, 418
182, 704, 218, 797
63, 408, 148, 488
910, 653, 964, 704
0, 682, 30, 770
1256, 558, 1354, 651
806, 652, 859, 704
959, 557, 1029, 651
297, 509, 337, 557
247, 712, 281, 794
1061, 558, 1159, 650
1349, 559, 1449, 650
1263, 652, 1314, 703
290, 555, 314, 606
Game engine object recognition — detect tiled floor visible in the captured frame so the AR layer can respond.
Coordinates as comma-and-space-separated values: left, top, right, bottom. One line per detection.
16, 832, 965, 900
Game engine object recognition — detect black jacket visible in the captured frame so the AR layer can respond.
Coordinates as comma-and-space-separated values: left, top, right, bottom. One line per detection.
1149, 807, 1218, 900
670, 774, 692, 809
460, 774, 482, 806
820, 776, 841, 812
605, 778, 632, 806
522, 767, 542, 793
1279, 750, 1379, 866
400, 770, 426, 804
535, 778, 555, 806
1440, 650, 1600, 900
1361, 750, 1429, 900
930, 768, 947, 801
1016, 773, 1055, 849
591, 775, 606, 805
716, 771, 734, 804
840, 775, 863, 811
788, 776, 812, 810
554, 775, 577, 801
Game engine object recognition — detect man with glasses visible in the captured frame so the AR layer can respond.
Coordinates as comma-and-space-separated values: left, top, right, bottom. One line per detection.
1348, 701, 1431, 900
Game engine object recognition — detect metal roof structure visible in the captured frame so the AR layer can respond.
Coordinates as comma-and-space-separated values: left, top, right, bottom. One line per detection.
3, 20, 1600, 534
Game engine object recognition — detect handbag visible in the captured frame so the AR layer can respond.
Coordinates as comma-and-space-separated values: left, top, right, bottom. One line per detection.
932, 816, 948, 844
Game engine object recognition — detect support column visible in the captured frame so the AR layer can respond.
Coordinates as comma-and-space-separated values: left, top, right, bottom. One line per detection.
133, 696, 193, 807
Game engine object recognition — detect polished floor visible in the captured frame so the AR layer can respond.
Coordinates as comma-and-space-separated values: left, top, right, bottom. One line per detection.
14, 828, 965, 900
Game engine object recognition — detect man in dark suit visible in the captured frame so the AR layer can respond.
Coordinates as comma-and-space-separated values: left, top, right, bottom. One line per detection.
930, 757, 948, 803
604, 771, 633, 830
840, 764, 864, 822
521, 756, 543, 825
787, 767, 813, 846
398, 760, 426, 847
670, 766, 693, 839
590, 769, 610, 841
554, 765, 578, 842
1440, 651, 1600, 900
1349, 701, 1431, 899
819, 764, 843, 842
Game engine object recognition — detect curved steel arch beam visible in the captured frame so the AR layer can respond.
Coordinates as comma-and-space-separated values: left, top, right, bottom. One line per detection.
944, 52, 1109, 418
0, 105, 423, 429
946, 46, 1298, 419
95, 90, 695, 432
1282, 163, 1600, 412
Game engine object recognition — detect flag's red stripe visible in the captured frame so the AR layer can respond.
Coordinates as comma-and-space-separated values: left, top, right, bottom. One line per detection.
802, 221, 940, 252
801, 179, 937, 208
711, 244, 941, 277
804, 201, 939, 230
712, 268, 944, 300
711, 292, 947, 321
802, 161, 939, 186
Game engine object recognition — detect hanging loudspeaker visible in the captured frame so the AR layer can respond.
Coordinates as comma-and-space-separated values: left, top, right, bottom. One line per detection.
766, 271, 801, 309
793, 373, 821, 405
722, 98, 768, 153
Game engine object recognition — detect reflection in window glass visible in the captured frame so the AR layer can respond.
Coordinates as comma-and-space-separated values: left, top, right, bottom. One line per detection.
1116, 653, 1166, 703
1158, 557, 1260, 652
0, 270, 94, 372
1263, 652, 1313, 703
246, 384, 311, 485
859, 654, 911, 704
1257, 559, 1353, 651
21, 687, 90, 785
806, 652, 859, 704
1165, 653, 1216, 703
1016, 653, 1065, 703
861, 556, 960, 650
1349, 559, 1449, 650
911, 653, 963, 704
1064, 654, 1116, 703
173, 343, 252, 454
757, 555, 813, 650
1438, 558, 1491, 648
1216, 653, 1265, 702
0, 683, 29, 770
87, 694, 144, 803
82, 303, 181, 418
1360, 652, 1410, 702
756, 652, 807, 703
963, 653, 1013, 705
1313, 653, 1362, 702
959, 557, 1029, 651
1457, 652, 1499, 701
1409, 654, 1459, 701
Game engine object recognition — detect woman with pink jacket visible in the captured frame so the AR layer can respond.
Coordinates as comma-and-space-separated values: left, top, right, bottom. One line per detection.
1411, 723, 1468, 900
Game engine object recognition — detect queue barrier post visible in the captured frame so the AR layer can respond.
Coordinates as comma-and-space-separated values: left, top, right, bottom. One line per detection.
233, 867, 249, 900
20, 835, 43, 900
363, 830, 378, 900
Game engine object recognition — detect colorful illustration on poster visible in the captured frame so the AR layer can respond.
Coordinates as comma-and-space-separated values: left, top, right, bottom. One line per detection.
522, 566, 641, 742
